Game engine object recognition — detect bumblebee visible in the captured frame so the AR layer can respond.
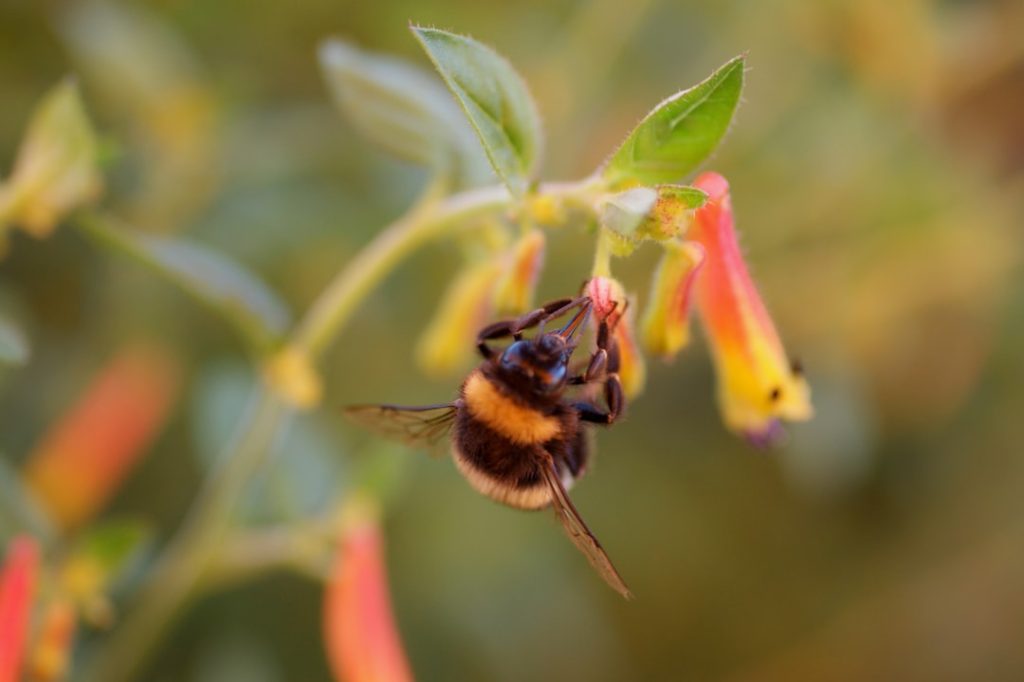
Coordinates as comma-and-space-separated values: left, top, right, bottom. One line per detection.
345, 296, 631, 598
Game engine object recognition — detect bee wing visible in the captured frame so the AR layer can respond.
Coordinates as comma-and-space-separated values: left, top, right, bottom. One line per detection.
536, 450, 633, 599
343, 402, 459, 455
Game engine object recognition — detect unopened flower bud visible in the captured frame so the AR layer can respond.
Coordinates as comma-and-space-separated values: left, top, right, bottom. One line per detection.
585, 276, 646, 398
263, 344, 323, 409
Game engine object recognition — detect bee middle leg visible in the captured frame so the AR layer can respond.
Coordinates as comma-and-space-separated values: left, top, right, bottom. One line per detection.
476, 296, 588, 359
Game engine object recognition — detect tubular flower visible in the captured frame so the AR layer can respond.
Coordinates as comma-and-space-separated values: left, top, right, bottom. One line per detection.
324, 499, 413, 682
28, 599, 76, 682
0, 536, 40, 682
493, 229, 545, 315
585, 276, 646, 399
416, 256, 503, 376
641, 241, 705, 359
23, 344, 180, 530
689, 172, 811, 443
0, 79, 102, 247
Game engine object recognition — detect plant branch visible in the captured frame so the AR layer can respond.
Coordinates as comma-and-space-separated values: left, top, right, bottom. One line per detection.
78, 176, 597, 682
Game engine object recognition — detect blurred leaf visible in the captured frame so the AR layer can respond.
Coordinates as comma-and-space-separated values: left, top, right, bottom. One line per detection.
191, 362, 344, 522
75, 518, 151, 577
0, 79, 103, 239
0, 317, 29, 366
77, 214, 291, 352
412, 26, 542, 198
0, 460, 53, 546
656, 185, 708, 209
603, 56, 745, 186
319, 38, 491, 186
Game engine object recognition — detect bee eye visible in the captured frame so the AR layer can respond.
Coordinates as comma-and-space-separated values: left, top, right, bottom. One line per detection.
500, 341, 530, 370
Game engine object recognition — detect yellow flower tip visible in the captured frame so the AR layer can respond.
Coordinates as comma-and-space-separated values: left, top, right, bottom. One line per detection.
0, 78, 103, 240
416, 258, 502, 377
690, 171, 813, 443
263, 345, 323, 409
641, 240, 705, 360
525, 193, 566, 227
493, 229, 546, 315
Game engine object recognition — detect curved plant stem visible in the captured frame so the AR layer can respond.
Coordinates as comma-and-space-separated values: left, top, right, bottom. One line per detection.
78, 174, 605, 682
77, 180, 512, 682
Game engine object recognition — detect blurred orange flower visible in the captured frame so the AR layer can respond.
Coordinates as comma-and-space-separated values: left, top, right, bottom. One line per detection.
690, 172, 811, 444
493, 229, 546, 315
23, 344, 180, 530
324, 500, 413, 682
0, 536, 40, 682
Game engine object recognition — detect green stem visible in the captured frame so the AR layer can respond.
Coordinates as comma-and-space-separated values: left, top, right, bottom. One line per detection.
78, 176, 598, 682
77, 181, 510, 682
295, 182, 510, 360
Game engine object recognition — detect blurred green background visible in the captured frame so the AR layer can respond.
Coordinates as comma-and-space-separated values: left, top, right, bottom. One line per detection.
2, 0, 1023, 680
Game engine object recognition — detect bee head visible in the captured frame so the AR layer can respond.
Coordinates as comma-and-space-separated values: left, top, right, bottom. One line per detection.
497, 335, 571, 394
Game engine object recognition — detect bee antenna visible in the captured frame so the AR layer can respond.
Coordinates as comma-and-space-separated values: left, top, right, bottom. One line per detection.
558, 301, 592, 340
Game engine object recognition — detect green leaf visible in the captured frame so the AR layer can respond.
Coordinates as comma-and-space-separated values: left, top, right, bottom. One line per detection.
191, 361, 345, 522
603, 55, 745, 186
319, 38, 492, 187
657, 185, 708, 209
0, 315, 29, 365
412, 26, 542, 198
77, 214, 290, 352
76, 517, 151, 575
0, 457, 55, 545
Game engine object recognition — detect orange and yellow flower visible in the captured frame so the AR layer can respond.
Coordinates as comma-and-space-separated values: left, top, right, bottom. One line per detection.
689, 172, 811, 443
23, 344, 180, 530
641, 240, 705, 360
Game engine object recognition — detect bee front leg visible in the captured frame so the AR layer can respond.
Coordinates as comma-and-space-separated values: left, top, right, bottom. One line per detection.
476, 297, 585, 359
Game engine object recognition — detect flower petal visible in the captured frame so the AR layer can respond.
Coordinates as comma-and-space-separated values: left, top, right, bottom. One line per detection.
23, 345, 180, 530
0, 536, 40, 682
416, 257, 503, 376
493, 229, 545, 315
690, 172, 812, 442
641, 240, 705, 359
324, 500, 413, 682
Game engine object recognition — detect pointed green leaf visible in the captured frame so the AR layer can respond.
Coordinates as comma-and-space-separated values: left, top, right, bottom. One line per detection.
319, 38, 491, 186
412, 26, 542, 197
603, 56, 745, 186
0, 315, 29, 365
657, 185, 708, 209
77, 214, 290, 352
